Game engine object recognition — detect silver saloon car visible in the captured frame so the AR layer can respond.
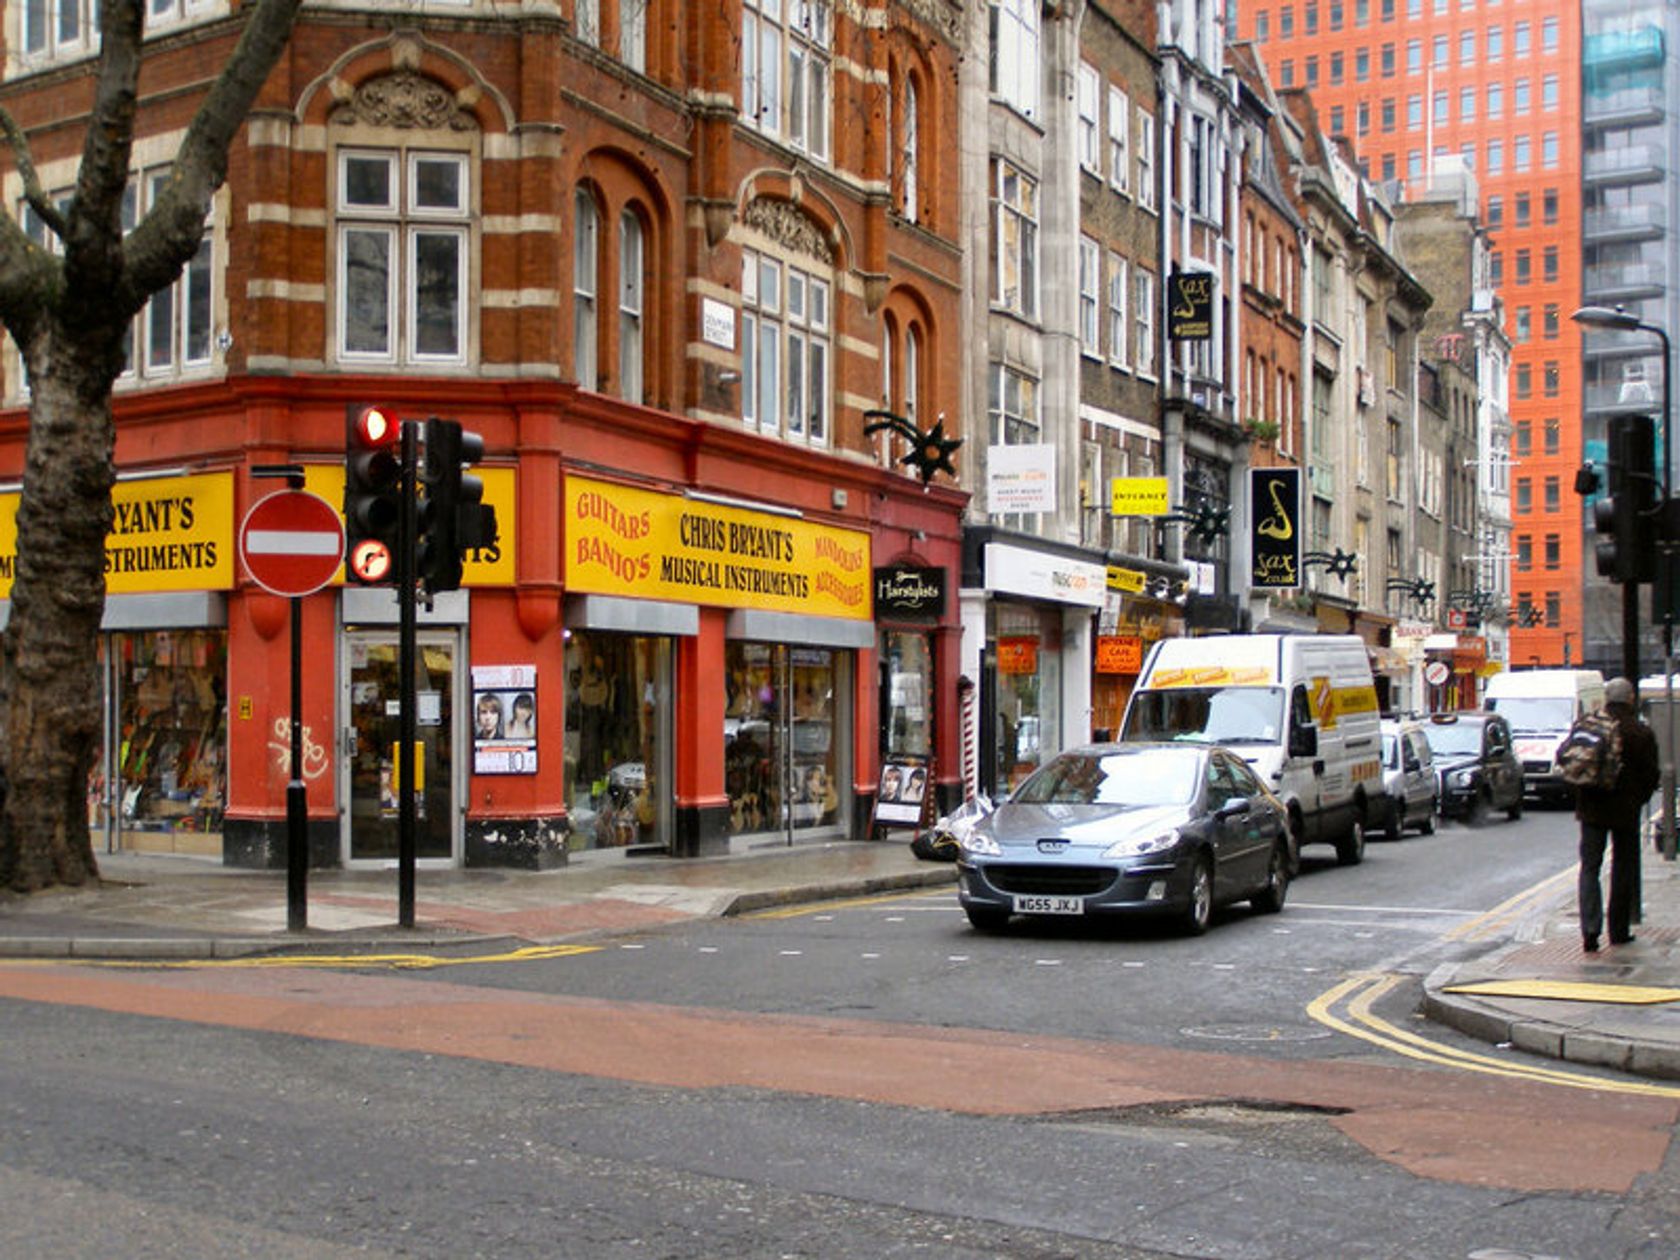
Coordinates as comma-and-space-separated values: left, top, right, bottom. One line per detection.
957, 743, 1292, 935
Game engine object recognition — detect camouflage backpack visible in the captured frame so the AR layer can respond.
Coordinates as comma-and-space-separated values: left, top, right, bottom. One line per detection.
1557, 710, 1623, 791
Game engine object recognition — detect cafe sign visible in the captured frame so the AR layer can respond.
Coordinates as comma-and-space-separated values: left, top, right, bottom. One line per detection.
565, 476, 871, 619
0, 470, 236, 598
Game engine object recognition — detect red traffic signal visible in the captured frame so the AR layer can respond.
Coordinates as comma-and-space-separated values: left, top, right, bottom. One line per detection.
344, 404, 407, 585
351, 404, 401, 450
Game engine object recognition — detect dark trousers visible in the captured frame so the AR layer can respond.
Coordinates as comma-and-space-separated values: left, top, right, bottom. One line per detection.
1579, 822, 1639, 942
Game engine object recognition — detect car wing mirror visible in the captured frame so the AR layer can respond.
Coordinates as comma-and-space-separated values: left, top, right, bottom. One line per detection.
1216, 796, 1251, 819
1288, 725, 1318, 758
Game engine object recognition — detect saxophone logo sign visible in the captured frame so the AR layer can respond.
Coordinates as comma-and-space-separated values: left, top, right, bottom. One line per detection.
1249, 467, 1301, 590
1168, 271, 1214, 342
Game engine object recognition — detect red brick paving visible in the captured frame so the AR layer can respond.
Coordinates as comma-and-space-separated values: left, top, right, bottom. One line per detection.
0, 962, 1672, 1194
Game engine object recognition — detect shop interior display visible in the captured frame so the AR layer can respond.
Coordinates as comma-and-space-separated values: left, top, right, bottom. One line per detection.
109, 631, 227, 843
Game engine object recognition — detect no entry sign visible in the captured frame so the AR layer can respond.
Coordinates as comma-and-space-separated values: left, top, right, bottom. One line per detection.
239, 490, 346, 597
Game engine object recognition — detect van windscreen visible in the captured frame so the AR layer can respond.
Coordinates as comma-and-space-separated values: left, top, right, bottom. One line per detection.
1486, 696, 1574, 733
1121, 687, 1286, 745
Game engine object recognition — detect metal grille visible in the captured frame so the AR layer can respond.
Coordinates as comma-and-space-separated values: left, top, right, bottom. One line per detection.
984, 864, 1116, 896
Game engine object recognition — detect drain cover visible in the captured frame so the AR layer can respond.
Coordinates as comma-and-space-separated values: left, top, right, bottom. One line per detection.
1182, 1023, 1334, 1042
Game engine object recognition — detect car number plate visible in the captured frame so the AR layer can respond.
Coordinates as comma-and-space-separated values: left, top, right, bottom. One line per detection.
1012, 894, 1084, 915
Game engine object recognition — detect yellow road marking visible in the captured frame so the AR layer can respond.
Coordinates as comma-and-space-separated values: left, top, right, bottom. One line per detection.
744, 887, 951, 921
1444, 978, 1680, 1005
7, 943, 603, 971
1442, 867, 1573, 942
1307, 972, 1680, 1099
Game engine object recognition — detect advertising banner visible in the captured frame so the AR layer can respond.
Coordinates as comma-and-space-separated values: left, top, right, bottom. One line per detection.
1168, 271, 1214, 341
1249, 466, 1301, 589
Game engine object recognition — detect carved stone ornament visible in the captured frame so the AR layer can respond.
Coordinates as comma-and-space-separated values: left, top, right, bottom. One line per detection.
893, 0, 963, 45
742, 198, 834, 264
330, 71, 477, 132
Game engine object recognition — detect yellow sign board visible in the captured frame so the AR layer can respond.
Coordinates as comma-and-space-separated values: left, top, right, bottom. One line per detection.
1111, 476, 1169, 516
564, 476, 871, 619
0, 471, 235, 598
303, 464, 516, 586
1106, 565, 1146, 593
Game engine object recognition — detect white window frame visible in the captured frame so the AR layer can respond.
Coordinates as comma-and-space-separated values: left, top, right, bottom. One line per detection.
335, 147, 471, 368
620, 0, 646, 71
1136, 107, 1156, 212
989, 0, 1040, 118
989, 361, 1040, 446
743, 0, 832, 162
21, 0, 98, 65
618, 211, 644, 405
1108, 85, 1131, 195
1076, 63, 1100, 173
140, 169, 215, 378
901, 76, 920, 220
1107, 252, 1129, 370
741, 246, 831, 447
1134, 268, 1157, 379
576, 0, 600, 47
991, 157, 1038, 320
1078, 236, 1100, 357
574, 190, 600, 390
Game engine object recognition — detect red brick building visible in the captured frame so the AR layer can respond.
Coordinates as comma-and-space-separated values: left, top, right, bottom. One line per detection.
0, 1, 969, 866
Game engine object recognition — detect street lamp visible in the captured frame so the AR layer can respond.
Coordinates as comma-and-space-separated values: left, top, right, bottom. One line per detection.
1573, 303, 1676, 860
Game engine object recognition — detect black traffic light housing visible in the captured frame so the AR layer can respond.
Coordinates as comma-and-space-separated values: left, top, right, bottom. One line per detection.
344, 404, 404, 584
419, 418, 498, 594
1594, 414, 1659, 585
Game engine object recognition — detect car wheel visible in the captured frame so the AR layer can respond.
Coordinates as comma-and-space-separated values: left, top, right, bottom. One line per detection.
1419, 804, 1436, 836
1381, 799, 1404, 843
1507, 792, 1524, 822
1335, 815, 1366, 865
964, 905, 1011, 933
1181, 855, 1213, 936
1251, 841, 1290, 914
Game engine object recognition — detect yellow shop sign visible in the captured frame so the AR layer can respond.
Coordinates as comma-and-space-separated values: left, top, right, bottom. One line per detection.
0, 471, 236, 597
565, 476, 871, 619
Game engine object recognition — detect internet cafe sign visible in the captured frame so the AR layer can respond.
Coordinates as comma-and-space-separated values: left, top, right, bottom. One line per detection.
1168, 271, 1214, 342
0, 470, 235, 598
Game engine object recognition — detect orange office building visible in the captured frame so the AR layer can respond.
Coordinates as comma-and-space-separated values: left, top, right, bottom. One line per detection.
1238, 1, 1588, 668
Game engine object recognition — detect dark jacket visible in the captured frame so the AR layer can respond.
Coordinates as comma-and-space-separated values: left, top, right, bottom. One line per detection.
1577, 703, 1661, 830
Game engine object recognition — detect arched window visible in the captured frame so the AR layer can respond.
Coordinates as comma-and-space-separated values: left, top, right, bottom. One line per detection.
618, 211, 644, 405
902, 77, 919, 221
573, 190, 600, 390
904, 322, 920, 422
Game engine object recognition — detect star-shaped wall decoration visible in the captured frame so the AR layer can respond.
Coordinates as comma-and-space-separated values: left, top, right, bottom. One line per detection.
864, 409, 963, 486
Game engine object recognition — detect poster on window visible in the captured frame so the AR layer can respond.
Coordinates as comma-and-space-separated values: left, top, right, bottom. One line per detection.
472, 664, 538, 775
874, 758, 931, 828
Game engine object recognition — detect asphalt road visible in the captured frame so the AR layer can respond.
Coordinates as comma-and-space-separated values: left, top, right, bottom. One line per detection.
3, 803, 1679, 1260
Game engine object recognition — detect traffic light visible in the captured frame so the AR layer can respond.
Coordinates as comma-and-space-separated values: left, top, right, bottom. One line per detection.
1594, 414, 1659, 584
344, 404, 404, 584
419, 417, 498, 594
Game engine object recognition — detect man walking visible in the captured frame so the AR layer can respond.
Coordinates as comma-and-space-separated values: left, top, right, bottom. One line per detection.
1577, 677, 1661, 952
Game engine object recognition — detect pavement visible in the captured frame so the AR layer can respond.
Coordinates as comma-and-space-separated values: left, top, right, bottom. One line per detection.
4, 830, 1680, 1083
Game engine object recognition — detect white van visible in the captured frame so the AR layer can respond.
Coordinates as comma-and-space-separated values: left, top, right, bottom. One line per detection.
1482, 669, 1606, 804
1118, 634, 1382, 868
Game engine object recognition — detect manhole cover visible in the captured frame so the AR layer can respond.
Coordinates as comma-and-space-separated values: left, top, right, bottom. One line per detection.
1182, 1023, 1334, 1042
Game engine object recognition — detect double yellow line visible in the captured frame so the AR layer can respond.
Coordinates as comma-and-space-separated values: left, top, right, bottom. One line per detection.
15, 942, 602, 971
1308, 866, 1680, 1099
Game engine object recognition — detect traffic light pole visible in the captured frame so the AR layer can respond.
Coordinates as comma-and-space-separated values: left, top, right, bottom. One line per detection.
398, 421, 418, 928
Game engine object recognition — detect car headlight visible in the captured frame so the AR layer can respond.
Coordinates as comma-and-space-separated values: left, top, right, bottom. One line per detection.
1450, 769, 1476, 788
1104, 829, 1181, 859
960, 832, 1002, 858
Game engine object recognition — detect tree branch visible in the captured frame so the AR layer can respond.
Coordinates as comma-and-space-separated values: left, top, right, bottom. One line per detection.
124, 0, 307, 301
65, 0, 145, 302
0, 107, 66, 243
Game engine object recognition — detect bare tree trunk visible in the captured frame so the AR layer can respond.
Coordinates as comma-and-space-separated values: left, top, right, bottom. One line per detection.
0, 345, 117, 891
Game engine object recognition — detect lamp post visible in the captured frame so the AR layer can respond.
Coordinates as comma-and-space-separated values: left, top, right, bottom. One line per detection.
1573, 304, 1675, 860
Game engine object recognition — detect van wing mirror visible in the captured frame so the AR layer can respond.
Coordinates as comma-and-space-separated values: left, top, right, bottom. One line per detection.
1288, 724, 1319, 758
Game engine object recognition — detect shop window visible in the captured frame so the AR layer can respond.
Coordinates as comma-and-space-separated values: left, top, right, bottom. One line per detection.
100, 630, 227, 853
744, 0, 832, 158
882, 631, 933, 764
991, 605, 1061, 795
335, 147, 471, 366
564, 632, 672, 851
725, 643, 845, 838
742, 245, 830, 445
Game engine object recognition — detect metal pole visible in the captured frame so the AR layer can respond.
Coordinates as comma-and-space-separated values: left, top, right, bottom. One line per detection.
1665, 622, 1677, 861
1624, 579, 1641, 685
398, 421, 418, 928
286, 593, 307, 932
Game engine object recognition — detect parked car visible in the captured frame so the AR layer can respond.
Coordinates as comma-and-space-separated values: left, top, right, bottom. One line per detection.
956, 743, 1292, 936
1419, 713, 1524, 824
1376, 719, 1439, 840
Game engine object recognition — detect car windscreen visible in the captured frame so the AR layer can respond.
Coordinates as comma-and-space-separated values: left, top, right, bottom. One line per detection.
1486, 696, 1574, 733
1012, 750, 1199, 807
1421, 722, 1482, 756
1121, 686, 1285, 745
